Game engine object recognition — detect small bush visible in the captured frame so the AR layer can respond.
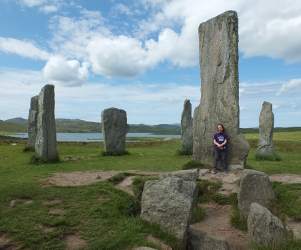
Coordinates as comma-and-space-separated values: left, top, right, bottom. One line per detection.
182, 160, 206, 170
230, 205, 248, 231
255, 154, 282, 161
29, 154, 60, 165
101, 150, 130, 157
191, 206, 206, 224
176, 148, 193, 156
197, 179, 222, 203
23, 146, 35, 152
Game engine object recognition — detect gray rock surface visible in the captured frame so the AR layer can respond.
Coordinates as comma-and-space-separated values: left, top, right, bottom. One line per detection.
248, 203, 286, 248
101, 107, 129, 153
187, 228, 230, 250
141, 177, 198, 249
256, 101, 276, 155
238, 170, 275, 219
159, 169, 199, 182
35, 85, 58, 160
27, 95, 39, 147
193, 10, 249, 170
181, 99, 193, 152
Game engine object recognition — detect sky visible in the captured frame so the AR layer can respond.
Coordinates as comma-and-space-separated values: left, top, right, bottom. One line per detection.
0, 0, 300, 128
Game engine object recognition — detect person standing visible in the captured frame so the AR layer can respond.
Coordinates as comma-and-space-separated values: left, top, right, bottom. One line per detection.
212, 124, 228, 174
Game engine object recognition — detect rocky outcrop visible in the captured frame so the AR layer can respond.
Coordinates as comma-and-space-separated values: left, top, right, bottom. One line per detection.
35, 85, 58, 160
159, 169, 199, 182
256, 101, 276, 155
238, 170, 275, 219
181, 99, 193, 152
101, 107, 129, 154
187, 228, 230, 250
27, 95, 39, 147
141, 177, 198, 249
248, 203, 286, 248
193, 10, 249, 170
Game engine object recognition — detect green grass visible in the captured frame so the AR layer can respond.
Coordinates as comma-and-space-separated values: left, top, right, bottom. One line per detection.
181, 160, 206, 170
255, 153, 282, 161
0, 131, 301, 249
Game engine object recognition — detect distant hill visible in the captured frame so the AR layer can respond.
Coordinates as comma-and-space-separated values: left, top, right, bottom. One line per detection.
0, 117, 300, 134
5, 117, 27, 123
0, 118, 181, 134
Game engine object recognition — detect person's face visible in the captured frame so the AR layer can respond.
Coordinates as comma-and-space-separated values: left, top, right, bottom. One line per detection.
217, 125, 223, 133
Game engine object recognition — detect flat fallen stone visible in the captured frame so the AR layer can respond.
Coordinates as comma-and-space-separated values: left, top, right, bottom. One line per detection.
159, 169, 199, 182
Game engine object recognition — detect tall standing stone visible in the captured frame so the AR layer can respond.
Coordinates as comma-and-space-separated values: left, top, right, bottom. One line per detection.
27, 95, 39, 147
35, 84, 58, 160
256, 101, 275, 155
193, 11, 249, 170
181, 100, 193, 152
101, 107, 129, 153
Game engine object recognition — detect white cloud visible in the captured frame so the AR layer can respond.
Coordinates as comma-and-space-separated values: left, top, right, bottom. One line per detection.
277, 78, 301, 96
40, 5, 58, 13
42, 57, 90, 86
0, 37, 51, 60
87, 35, 150, 78
19, 0, 46, 7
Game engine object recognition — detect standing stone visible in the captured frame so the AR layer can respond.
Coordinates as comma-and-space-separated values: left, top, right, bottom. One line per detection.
101, 107, 129, 153
238, 170, 276, 219
35, 84, 58, 160
193, 11, 249, 170
141, 177, 198, 249
27, 95, 39, 147
256, 101, 275, 155
248, 203, 286, 248
181, 100, 193, 152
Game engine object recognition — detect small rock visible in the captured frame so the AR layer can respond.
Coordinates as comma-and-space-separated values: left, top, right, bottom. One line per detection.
159, 169, 199, 182
11, 143, 17, 146
9, 200, 16, 208
95, 175, 101, 180
199, 169, 210, 177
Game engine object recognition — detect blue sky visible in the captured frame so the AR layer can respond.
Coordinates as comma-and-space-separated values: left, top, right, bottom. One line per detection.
0, 0, 300, 127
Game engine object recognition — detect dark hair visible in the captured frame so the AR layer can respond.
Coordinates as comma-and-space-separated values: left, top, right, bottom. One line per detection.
217, 123, 225, 132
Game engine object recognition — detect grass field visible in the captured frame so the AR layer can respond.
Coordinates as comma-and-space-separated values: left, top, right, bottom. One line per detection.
0, 132, 301, 249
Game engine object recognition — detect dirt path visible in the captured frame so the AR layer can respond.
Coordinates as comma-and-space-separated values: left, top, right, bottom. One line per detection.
191, 202, 248, 250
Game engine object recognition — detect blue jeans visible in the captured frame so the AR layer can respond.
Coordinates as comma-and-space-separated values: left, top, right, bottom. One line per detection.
213, 150, 227, 170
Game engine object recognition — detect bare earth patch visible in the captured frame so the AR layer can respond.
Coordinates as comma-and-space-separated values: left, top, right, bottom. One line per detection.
191, 202, 248, 250
43, 170, 161, 187
0, 234, 20, 250
61, 233, 87, 250
43, 198, 62, 206
270, 174, 301, 184
38, 224, 56, 233
49, 208, 65, 217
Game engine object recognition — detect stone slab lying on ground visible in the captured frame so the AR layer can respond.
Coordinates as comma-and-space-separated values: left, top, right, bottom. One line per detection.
238, 169, 275, 219
159, 169, 199, 182
248, 203, 286, 248
141, 177, 198, 249
187, 227, 230, 250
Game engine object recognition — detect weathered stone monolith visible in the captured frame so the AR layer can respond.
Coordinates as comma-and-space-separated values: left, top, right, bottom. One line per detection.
141, 177, 198, 249
181, 99, 193, 152
35, 84, 58, 160
256, 101, 275, 155
27, 95, 39, 147
101, 107, 129, 154
238, 170, 276, 219
193, 10, 249, 170
248, 203, 286, 248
